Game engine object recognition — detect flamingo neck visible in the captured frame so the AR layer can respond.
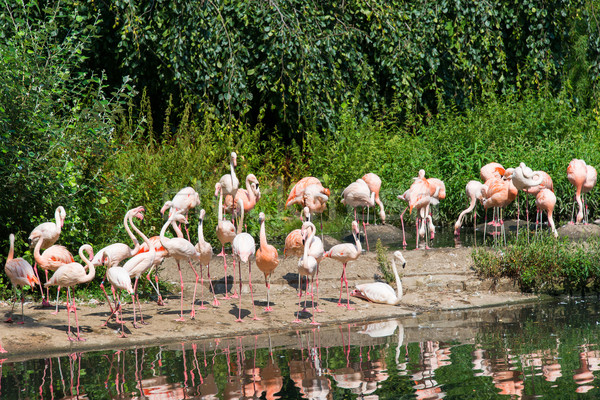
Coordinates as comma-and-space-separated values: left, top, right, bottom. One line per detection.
230, 157, 237, 187
159, 215, 173, 244
392, 259, 402, 302
79, 246, 96, 283
127, 211, 141, 255
198, 218, 205, 244
218, 190, 224, 225
353, 228, 362, 253
237, 198, 244, 234
7, 234, 14, 262
54, 207, 63, 234
245, 177, 256, 204
33, 238, 44, 265
259, 219, 268, 249
130, 215, 153, 257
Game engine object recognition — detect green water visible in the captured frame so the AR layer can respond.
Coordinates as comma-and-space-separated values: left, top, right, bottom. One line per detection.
3, 297, 600, 399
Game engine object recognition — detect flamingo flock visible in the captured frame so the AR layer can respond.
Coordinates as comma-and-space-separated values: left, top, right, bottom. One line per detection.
2, 154, 596, 344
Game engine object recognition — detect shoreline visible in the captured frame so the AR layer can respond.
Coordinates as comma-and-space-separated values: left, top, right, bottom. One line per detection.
0, 246, 541, 361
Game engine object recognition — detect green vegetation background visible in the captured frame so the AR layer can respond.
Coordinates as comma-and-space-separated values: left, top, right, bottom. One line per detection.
1, 1, 600, 296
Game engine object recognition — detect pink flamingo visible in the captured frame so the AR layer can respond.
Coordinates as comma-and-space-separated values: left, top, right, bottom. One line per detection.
195, 209, 219, 308
104, 256, 134, 337
255, 212, 280, 312
160, 186, 201, 240
123, 217, 156, 327
509, 163, 544, 236
232, 198, 259, 322
535, 188, 558, 238
218, 152, 239, 199
293, 221, 319, 324
362, 173, 386, 224
480, 162, 505, 182
5, 234, 40, 324
303, 221, 325, 312
324, 220, 362, 309
286, 177, 330, 237
284, 207, 311, 259
33, 239, 74, 314
159, 211, 202, 321
92, 206, 144, 312
352, 251, 405, 305
44, 244, 96, 341
215, 182, 237, 299
138, 218, 183, 306
160, 186, 201, 217
482, 175, 518, 243
398, 170, 438, 249
92, 206, 144, 267
567, 159, 597, 224
454, 180, 487, 236
28, 205, 66, 305
28, 206, 66, 250
285, 177, 329, 208
342, 178, 375, 250
224, 174, 260, 215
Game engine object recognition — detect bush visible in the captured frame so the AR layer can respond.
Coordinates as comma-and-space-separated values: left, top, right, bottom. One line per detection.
473, 234, 600, 294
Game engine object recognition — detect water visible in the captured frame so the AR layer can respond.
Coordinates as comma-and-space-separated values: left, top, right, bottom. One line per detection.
4, 297, 600, 399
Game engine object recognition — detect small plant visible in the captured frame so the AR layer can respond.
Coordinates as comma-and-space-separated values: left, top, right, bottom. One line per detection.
376, 239, 394, 284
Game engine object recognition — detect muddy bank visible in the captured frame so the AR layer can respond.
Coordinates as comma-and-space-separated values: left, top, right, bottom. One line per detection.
0, 240, 539, 360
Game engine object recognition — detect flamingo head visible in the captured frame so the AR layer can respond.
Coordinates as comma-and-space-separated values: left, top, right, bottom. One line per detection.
58, 206, 66, 227
170, 211, 188, 225
247, 173, 259, 185
214, 182, 221, 197
231, 152, 237, 167
160, 201, 173, 216
352, 220, 359, 235
258, 212, 266, 224
133, 206, 145, 220
393, 251, 406, 268
199, 209, 206, 220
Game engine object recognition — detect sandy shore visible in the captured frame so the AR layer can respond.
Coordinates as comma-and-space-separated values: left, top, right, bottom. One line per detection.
0, 241, 539, 361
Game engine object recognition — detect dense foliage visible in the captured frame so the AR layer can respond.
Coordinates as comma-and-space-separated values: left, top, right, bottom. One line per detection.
473, 235, 600, 294
1, 1, 600, 299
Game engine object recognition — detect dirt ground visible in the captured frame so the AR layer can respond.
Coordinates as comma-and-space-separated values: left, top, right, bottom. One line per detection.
0, 223, 549, 361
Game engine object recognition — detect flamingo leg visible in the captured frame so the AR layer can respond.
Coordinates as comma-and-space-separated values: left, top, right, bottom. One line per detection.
116, 292, 127, 338
362, 207, 369, 252
248, 260, 261, 321
219, 246, 232, 300
337, 267, 345, 307
292, 274, 303, 323
45, 269, 52, 306
344, 264, 354, 310
236, 257, 243, 322
175, 261, 185, 322
315, 265, 323, 313
264, 274, 272, 312
100, 279, 115, 314
71, 296, 84, 342
19, 291, 25, 324
188, 260, 200, 319
400, 206, 408, 248
146, 266, 164, 306
66, 288, 74, 341
51, 286, 61, 315
207, 263, 219, 306
33, 263, 49, 306
198, 264, 207, 310
310, 275, 320, 325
